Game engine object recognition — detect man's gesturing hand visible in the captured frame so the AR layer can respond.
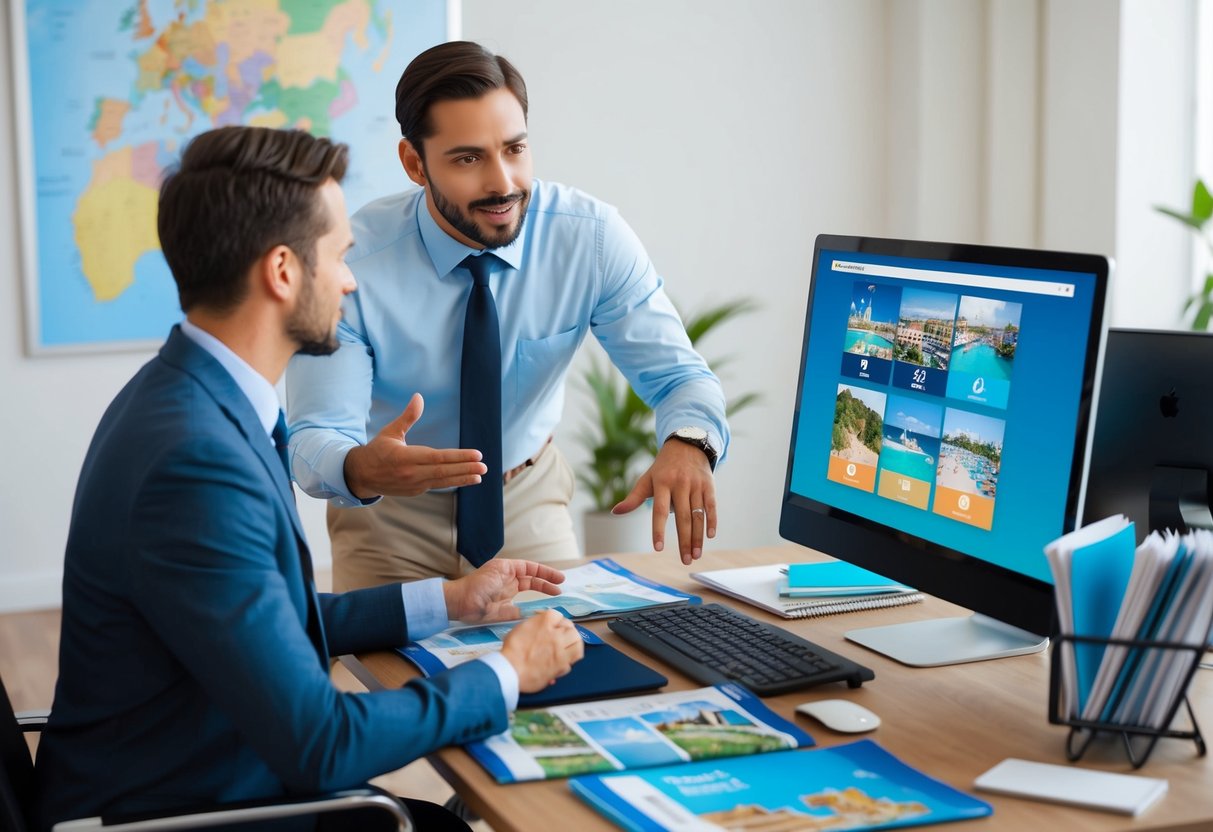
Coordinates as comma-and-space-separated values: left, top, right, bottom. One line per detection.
343, 392, 488, 499
444, 560, 566, 624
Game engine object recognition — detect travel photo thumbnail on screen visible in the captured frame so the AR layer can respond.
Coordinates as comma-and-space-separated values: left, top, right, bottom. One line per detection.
879, 394, 944, 484
950, 296, 1022, 381
844, 281, 901, 360
936, 410, 1005, 500
893, 288, 959, 371
828, 384, 887, 491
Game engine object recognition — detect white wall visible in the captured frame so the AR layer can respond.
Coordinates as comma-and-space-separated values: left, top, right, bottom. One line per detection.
0, 0, 1201, 612
462, 0, 889, 557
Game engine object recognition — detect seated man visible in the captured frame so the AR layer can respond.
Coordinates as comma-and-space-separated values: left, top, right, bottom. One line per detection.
35, 125, 583, 832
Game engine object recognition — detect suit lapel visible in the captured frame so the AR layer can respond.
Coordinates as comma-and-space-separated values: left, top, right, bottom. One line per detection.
159, 328, 307, 540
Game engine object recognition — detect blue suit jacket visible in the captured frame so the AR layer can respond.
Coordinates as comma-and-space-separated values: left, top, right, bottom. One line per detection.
35, 327, 507, 828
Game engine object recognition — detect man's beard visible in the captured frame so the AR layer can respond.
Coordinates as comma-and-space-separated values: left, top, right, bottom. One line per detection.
428, 168, 529, 249
287, 267, 340, 356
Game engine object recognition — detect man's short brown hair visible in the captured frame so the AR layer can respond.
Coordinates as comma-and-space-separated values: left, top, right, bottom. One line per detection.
394, 41, 528, 160
158, 126, 349, 313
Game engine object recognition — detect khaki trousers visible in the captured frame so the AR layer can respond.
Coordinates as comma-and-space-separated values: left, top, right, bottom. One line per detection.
329, 442, 579, 590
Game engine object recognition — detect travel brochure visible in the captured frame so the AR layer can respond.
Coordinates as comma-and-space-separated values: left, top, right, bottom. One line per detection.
570, 739, 993, 831
465, 684, 812, 784
832, 279, 1019, 531
504, 559, 699, 621
1047, 516, 1213, 730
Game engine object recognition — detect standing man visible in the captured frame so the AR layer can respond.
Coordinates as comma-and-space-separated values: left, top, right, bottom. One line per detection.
36, 126, 583, 831
287, 41, 729, 590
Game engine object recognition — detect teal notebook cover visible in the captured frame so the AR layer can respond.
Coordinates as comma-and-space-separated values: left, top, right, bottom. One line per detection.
786, 561, 910, 593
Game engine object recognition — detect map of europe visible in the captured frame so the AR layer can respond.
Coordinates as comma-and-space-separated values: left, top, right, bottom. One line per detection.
18, 0, 445, 350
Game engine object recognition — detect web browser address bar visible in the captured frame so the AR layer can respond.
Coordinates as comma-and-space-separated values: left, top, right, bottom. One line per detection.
831, 260, 1074, 298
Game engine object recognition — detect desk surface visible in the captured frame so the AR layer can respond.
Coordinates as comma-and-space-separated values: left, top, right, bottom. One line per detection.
345, 545, 1213, 832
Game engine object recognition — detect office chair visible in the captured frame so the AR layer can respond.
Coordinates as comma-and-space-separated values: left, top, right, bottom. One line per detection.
0, 673, 413, 832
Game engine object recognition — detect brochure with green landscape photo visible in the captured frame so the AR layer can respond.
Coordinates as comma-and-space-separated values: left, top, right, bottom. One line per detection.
466, 684, 813, 784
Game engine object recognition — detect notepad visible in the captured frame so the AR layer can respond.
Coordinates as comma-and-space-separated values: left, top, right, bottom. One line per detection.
975, 758, 1167, 816
692, 564, 923, 619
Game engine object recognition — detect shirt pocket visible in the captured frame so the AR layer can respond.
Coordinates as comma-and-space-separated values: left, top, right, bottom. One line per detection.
515, 326, 583, 408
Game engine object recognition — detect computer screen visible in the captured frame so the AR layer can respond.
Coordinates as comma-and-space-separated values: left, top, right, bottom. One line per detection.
780, 235, 1110, 666
1083, 328, 1213, 539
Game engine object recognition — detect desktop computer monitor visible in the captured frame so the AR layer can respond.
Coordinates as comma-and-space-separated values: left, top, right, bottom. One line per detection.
780, 235, 1110, 666
1082, 328, 1213, 539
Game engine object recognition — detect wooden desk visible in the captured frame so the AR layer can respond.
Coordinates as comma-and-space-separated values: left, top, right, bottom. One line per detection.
343, 546, 1213, 832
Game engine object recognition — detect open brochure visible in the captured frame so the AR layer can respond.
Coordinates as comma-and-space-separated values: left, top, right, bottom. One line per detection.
511, 559, 699, 621
571, 739, 992, 831
466, 684, 813, 784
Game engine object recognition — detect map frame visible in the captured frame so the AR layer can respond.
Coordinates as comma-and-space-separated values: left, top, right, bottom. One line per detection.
8, 0, 459, 356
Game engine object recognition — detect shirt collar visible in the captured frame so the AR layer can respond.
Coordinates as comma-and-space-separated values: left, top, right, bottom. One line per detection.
179, 319, 281, 439
415, 186, 527, 278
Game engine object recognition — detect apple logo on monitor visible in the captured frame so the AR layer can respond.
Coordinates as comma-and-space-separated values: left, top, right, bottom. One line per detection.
1160, 387, 1180, 418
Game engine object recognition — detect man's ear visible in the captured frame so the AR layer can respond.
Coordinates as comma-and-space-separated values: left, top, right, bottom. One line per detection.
259, 244, 298, 303
399, 139, 427, 188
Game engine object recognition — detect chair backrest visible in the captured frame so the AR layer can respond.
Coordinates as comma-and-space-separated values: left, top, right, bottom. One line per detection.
0, 674, 36, 832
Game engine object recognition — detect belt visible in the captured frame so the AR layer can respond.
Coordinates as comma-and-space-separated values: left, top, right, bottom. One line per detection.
503, 436, 553, 484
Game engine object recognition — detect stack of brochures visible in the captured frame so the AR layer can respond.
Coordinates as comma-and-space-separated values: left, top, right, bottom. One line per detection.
691, 561, 923, 619
1046, 515, 1213, 730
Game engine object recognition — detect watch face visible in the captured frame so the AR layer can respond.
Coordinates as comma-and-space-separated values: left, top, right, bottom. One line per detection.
676, 427, 708, 442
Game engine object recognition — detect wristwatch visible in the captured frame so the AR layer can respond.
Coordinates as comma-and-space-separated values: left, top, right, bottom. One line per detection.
666, 426, 718, 470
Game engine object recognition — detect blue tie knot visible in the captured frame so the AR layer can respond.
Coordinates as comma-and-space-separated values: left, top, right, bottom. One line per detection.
462, 253, 492, 287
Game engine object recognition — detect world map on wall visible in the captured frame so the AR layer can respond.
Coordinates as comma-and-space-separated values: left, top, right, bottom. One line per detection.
17, 0, 446, 351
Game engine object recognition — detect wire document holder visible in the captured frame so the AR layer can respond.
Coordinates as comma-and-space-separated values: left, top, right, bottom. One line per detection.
1048, 633, 1207, 768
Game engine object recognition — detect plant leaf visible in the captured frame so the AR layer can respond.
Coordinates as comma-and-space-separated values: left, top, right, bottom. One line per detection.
1193, 298, 1213, 332
1192, 179, 1213, 221
1155, 205, 1209, 231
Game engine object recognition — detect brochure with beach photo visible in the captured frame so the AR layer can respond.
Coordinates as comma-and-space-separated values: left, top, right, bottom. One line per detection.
570, 739, 992, 831
465, 684, 813, 784
504, 559, 700, 621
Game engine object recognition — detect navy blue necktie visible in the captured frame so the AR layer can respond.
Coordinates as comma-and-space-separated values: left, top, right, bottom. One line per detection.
272, 410, 314, 585
272, 411, 292, 478
456, 254, 504, 566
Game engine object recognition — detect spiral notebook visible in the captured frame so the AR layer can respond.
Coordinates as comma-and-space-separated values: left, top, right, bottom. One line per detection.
691, 563, 923, 619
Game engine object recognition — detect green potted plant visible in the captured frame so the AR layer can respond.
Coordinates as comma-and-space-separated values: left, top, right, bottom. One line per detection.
577, 299, 761, 554
1155, 179, 1213, 330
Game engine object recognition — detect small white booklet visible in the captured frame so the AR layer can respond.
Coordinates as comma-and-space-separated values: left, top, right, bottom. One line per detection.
975, 758, 1167, 816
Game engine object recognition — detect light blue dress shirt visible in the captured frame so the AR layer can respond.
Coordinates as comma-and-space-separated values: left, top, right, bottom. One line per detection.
285, 179, 728, 507
178, 320, 518, 708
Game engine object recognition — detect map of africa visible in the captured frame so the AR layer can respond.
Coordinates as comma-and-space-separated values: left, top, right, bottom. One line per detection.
17, 0, 446, 351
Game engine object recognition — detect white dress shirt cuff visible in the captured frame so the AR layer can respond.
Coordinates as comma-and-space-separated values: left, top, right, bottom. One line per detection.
477, 651, 520, 711
399, 578, 449, 642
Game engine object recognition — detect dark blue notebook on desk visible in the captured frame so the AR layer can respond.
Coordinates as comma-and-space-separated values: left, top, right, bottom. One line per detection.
522, 635, 668, 707
398, 625, 667, 707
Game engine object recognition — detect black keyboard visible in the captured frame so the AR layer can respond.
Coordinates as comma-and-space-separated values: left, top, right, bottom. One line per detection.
608, 603, 875, 696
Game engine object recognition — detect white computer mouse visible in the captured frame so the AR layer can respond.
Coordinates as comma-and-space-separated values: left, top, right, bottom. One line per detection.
795, 699, 881, 733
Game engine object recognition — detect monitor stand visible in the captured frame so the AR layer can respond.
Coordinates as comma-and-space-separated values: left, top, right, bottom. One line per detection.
845, 614, 1047, 667
1150, 465, 1213, 533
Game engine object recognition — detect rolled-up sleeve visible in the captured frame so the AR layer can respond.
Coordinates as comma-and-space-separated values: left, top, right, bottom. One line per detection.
590, 207, 730, 463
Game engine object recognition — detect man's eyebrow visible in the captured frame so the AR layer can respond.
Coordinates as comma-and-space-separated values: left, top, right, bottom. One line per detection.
442, 133, 529, 157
